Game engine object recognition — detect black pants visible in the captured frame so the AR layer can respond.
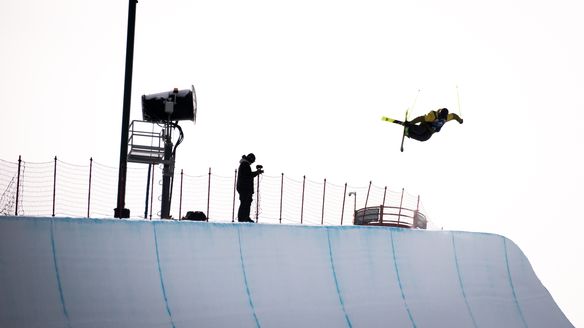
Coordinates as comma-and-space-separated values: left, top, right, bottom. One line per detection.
406, 123, 433, 142
238, 193, 253, 222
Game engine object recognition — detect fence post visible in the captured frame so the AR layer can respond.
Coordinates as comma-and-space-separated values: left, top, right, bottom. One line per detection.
300, 175, 306, 224
52, 156, 57, 217
255, 171, 260, 223
348, 191, 357, 224
144, 164, 152, 219
232, 169, 237, 222
207, 167, 211, 221
149, 164, 155, 220
321, 178, 326, 225
381, 186, 387, 224
87, 157, 93, 218
179, 169, 184, 219
15, 155, 22, 216
340, 183, 347, 225
398, 188, 405, 224
279, 173, 284, 224
364, 181, 372, 209
382, 186, 387, 208
379, 205, 384, 224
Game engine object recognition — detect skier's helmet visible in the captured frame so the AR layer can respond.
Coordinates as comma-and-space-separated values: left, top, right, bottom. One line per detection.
437, 108, 449, 120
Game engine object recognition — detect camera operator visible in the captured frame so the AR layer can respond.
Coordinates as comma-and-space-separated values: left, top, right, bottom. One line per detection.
236, 153, 264, 223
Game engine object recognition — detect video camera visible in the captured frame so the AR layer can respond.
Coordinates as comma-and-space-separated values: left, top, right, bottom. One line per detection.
256, 165, 264, 174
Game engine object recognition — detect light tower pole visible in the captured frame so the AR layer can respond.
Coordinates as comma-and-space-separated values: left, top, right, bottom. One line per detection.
114, 0, 138, 218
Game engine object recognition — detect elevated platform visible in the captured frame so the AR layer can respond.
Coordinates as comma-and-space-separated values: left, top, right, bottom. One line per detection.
354, 205, 427, 229
127, 120, 166, 164
0, 216, 573, 328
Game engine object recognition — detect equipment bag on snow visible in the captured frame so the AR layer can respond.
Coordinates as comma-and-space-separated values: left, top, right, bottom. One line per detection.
182, 211, 207, 221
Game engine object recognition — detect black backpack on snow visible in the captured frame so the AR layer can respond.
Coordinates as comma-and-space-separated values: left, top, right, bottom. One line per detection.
182, 211, 207, 221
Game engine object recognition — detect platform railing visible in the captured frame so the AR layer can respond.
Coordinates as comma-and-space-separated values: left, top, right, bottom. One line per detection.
127, 120, 165, 164
354, 205, 427, 229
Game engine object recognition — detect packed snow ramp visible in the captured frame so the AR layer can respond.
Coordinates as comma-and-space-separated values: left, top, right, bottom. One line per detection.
0, 216, 572, 328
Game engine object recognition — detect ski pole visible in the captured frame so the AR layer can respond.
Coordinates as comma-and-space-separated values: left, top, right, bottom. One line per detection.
456, 85, 462, 116
411, 89, 420, 113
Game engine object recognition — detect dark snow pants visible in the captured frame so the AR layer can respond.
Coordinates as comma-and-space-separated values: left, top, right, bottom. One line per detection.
238, 193, 253, 221
406, 123, 434, 142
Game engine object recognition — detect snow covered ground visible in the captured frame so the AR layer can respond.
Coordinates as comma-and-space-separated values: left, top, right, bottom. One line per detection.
0, 216, 573, 327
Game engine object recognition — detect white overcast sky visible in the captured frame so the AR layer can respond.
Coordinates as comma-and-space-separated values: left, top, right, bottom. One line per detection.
1, 0, 583, 325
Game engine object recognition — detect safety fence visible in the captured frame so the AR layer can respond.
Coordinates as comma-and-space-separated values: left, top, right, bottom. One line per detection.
0, 156, 428, 226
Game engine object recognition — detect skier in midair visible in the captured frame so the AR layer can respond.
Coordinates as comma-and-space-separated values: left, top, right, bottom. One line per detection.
392, 108, 463, 142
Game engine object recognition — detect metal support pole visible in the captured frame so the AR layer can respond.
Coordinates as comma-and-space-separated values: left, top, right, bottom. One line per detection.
381, 186, 387, 224
52, 156, 57, 217
279, 173, 284, 224
398, 188, 405, 224
414, 194, 421, 228
207, 167, 211, 220
114, 0, 138, 219
15, 155, 22, 216
160, 131, 173, 219
300, 176, 306, 224
379, 205, 384, 224
340, 183, 347, 225
255, 172, 260, 222
149, 164, 155, 220
232, 169, 237, 222
364, 181, 371, 209
382, 186, 387, 208
353, 193, 356, 217
179, 169, 184, 219
87, 157, 93, 218
321, 178, 326, 225
348, 191, 357, 224
144, 163, 152, 219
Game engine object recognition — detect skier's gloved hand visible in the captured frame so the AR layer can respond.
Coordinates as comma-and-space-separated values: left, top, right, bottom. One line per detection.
458, 118, 464, 124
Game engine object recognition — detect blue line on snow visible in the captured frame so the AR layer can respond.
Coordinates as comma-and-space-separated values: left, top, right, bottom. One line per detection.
237, 226, 261, 328
153, 223, 176, 328
326, 228, 353, 328
389, 229, 416, 328
451, 232, 478, 328
50, 218, 72, 328
502, 236, 528, 328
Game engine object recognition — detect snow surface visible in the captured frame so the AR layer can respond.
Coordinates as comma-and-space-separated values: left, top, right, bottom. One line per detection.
0, 216, 573, 328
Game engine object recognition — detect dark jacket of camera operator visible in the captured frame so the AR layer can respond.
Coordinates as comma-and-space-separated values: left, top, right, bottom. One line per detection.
237, 153, 263, 196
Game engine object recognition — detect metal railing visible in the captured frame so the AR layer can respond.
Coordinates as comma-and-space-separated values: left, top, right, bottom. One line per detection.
354, 205, 427, 229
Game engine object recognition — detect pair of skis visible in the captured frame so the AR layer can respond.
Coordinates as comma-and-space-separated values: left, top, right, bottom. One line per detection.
381, 109, 409, 152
